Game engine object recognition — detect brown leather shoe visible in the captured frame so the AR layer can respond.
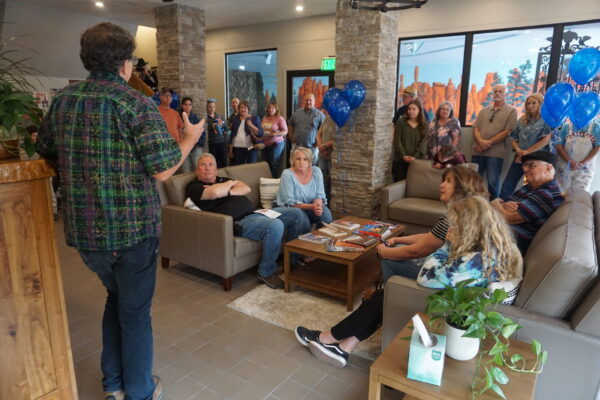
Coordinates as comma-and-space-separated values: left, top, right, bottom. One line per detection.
152, 376, 163, 400
258, 273, 284, 289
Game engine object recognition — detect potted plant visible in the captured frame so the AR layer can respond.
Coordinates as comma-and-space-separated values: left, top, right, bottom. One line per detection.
0, 26, 43, 159
426, 279, 547, 399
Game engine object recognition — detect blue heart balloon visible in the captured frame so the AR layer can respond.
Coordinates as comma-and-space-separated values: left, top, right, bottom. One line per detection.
342, 80, 366, 110
544, 82, 576, 120
327, 96, 351, 127
322, 88, 343, 111
170, 91, 180, 110
568, 91, 600, 130
568, 48, 600, 86
541, 102, 566, 129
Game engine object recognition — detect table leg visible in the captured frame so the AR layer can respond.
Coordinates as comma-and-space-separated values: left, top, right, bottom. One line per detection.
368, 371, 382, 400
347, 261, 355, 311
284, 247, 291, 292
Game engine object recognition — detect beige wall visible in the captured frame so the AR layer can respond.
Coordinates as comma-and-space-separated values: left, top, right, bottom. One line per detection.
205, 14, 336, 118
134, 25, 158, 67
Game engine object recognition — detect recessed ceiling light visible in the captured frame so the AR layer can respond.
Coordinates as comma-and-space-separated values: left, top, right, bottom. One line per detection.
296, 5, 304, 12
95, 1, 104, 7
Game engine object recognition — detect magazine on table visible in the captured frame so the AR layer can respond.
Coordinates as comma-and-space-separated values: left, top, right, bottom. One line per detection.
326, 238, 364, 252
298, 233, 330, 244
341, 235, 378, 247
353, 224, 393, 239
326, 220, 361, 232
318, 226, 348, 238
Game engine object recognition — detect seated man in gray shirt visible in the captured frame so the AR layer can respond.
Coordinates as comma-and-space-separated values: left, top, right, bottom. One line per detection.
288, 93, 326, 165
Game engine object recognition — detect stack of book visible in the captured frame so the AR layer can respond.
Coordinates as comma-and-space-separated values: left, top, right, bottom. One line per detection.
341, 235, 378, 247
353, 223, 395, 239
318, 226, 348, 238
327, 220, 361, 232
298, 232, 330, 244
326, 238, 364, 252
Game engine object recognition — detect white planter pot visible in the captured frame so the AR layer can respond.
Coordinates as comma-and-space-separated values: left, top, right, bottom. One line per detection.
444, 321, 480, 361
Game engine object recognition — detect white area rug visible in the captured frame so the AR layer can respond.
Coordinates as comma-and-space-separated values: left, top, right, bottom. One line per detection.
228, 285, 381, 360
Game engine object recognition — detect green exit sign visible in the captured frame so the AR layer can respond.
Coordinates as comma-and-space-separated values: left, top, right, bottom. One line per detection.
321, 57, 336, 71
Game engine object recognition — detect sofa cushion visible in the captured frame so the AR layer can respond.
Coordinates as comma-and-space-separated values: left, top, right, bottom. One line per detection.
225, 162, 271, 208
515, 195, 598, 319
234, 236, 262, 257
405, 160, 444, 200
388, 198, 446, 227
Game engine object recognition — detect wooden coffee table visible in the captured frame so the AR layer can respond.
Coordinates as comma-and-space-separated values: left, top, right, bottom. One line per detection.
369, 313, 538, 400
283, 217, 404, 311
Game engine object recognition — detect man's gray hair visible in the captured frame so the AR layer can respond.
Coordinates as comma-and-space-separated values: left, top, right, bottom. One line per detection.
197, 152, 217, 166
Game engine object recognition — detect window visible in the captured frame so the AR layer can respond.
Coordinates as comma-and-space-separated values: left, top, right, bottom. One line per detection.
558, 21, 600, 92
225, 49, 277, 118
398, 35, 465, 121
467, 27, 554, 123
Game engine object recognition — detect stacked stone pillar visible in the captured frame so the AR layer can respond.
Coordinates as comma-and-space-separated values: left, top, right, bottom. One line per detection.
330, 0, 399, 218
155, 4, 206, 110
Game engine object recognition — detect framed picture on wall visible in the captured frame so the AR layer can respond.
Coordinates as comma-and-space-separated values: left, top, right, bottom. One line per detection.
286, 69, 335, 118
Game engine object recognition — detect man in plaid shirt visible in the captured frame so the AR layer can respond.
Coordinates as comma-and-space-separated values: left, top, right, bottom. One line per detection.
37, 22, 204, 400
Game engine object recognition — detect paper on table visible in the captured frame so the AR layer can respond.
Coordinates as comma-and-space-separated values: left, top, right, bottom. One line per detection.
412, 314, 433, 347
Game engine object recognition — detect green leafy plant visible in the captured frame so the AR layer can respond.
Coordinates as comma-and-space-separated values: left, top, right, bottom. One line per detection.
426, 280, 547, 399
0, 26, 43, 157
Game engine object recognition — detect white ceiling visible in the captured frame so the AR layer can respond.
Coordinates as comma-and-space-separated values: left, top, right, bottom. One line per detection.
19, 0, 337, 30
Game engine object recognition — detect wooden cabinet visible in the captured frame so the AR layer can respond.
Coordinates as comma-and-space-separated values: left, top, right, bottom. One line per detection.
0, 159, 77, 400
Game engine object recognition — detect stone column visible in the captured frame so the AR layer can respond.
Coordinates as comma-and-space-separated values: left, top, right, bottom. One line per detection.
155, 4, 206, 110
330, 0, 399, 218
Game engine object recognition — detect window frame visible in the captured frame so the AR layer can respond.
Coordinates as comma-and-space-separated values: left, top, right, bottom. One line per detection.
396, 18, 600, 126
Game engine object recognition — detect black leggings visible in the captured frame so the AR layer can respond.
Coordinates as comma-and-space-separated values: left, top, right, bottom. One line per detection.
330, 291, 384, 342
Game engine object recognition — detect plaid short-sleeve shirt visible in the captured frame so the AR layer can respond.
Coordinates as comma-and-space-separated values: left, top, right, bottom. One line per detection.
37, 71, 181, 251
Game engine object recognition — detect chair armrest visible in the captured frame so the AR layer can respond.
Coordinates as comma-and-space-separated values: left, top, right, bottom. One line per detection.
160, 205, 236, 277
380, 180, 407, 220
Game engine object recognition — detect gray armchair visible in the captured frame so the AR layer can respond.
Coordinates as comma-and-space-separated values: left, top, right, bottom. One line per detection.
158, 162, 272, 290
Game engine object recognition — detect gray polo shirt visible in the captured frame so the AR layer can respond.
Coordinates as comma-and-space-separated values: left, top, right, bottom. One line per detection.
288, 107, 326, 148
473, 103, 517, 158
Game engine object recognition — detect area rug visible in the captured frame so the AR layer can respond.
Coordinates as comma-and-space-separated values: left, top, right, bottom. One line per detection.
227, 285, 381, 360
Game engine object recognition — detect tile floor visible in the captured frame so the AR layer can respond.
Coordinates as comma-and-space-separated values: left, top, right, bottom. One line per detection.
57, 223, 404, 400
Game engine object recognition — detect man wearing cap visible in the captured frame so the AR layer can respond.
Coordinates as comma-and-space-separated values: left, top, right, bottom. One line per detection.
134, 57, 158, 92
392, 85, 418, 125
288, 93, 326, 165
472, 84, 518, 199
491, 150, 563, 254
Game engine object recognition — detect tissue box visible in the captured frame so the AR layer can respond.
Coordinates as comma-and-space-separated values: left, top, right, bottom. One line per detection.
407, 330, 446, 386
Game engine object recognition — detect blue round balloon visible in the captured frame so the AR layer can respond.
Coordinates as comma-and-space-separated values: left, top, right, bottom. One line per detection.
327, 96, 351, 127
568, 47, 600, 86
544, 82, 576, 120
568, 91, 600, 130
170, 91, 180, 110
541, 102, 566, 129
322, 88, 343, 111
342, 80, 366, 110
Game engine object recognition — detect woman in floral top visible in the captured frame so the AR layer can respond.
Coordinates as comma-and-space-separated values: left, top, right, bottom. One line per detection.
426, 101, 462, 160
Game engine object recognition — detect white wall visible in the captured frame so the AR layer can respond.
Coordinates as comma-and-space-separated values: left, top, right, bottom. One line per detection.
205, 14, 336, 118
395, 0, 600, 37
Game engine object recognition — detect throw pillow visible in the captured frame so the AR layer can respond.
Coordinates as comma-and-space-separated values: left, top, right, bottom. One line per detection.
487, 277, 523, 305
259, 177, 280, 209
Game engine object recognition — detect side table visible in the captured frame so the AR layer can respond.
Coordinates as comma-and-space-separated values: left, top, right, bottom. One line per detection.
369, 313, 538, 400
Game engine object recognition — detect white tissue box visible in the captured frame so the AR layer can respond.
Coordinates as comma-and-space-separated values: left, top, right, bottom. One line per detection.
407, 330, 446, 386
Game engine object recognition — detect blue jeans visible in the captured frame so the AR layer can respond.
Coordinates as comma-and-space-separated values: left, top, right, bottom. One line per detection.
381, 257, 423, 282
238, 207, 306, 277
78, 237, 159, 400
301, 205, 333, 228
499, 159, 524, 200
471, 155, 504, 199
232, 147, 257, 165
263, 141, 285, 178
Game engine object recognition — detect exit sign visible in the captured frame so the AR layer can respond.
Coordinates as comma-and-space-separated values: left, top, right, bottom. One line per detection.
321, 57, 336, 71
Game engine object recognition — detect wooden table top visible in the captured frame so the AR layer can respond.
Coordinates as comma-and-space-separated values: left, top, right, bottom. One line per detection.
285, 216, 405, 262
371, 313, 538, 400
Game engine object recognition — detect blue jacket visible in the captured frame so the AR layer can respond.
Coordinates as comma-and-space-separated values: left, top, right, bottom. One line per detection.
229, 114, 263, 145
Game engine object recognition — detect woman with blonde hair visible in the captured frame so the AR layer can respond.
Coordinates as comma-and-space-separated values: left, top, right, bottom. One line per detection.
417, 195, 523, 289
276, 146, 332, 229
499, 93, 551, 199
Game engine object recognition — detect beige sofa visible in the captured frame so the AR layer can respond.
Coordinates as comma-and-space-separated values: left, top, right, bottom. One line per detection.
380, 159, 476, 235
382, 189, 600, 399
159, 162, 272, 290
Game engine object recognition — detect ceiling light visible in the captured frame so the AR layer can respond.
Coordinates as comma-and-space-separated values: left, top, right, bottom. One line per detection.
239, 65, 245, 70
95, 1, 104, 7
296, 5, 304, 12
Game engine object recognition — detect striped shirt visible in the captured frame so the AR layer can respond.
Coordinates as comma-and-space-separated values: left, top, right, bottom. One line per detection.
510, 179, 563, 254
37, 71, 181, 251
430, 217, 449, 241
